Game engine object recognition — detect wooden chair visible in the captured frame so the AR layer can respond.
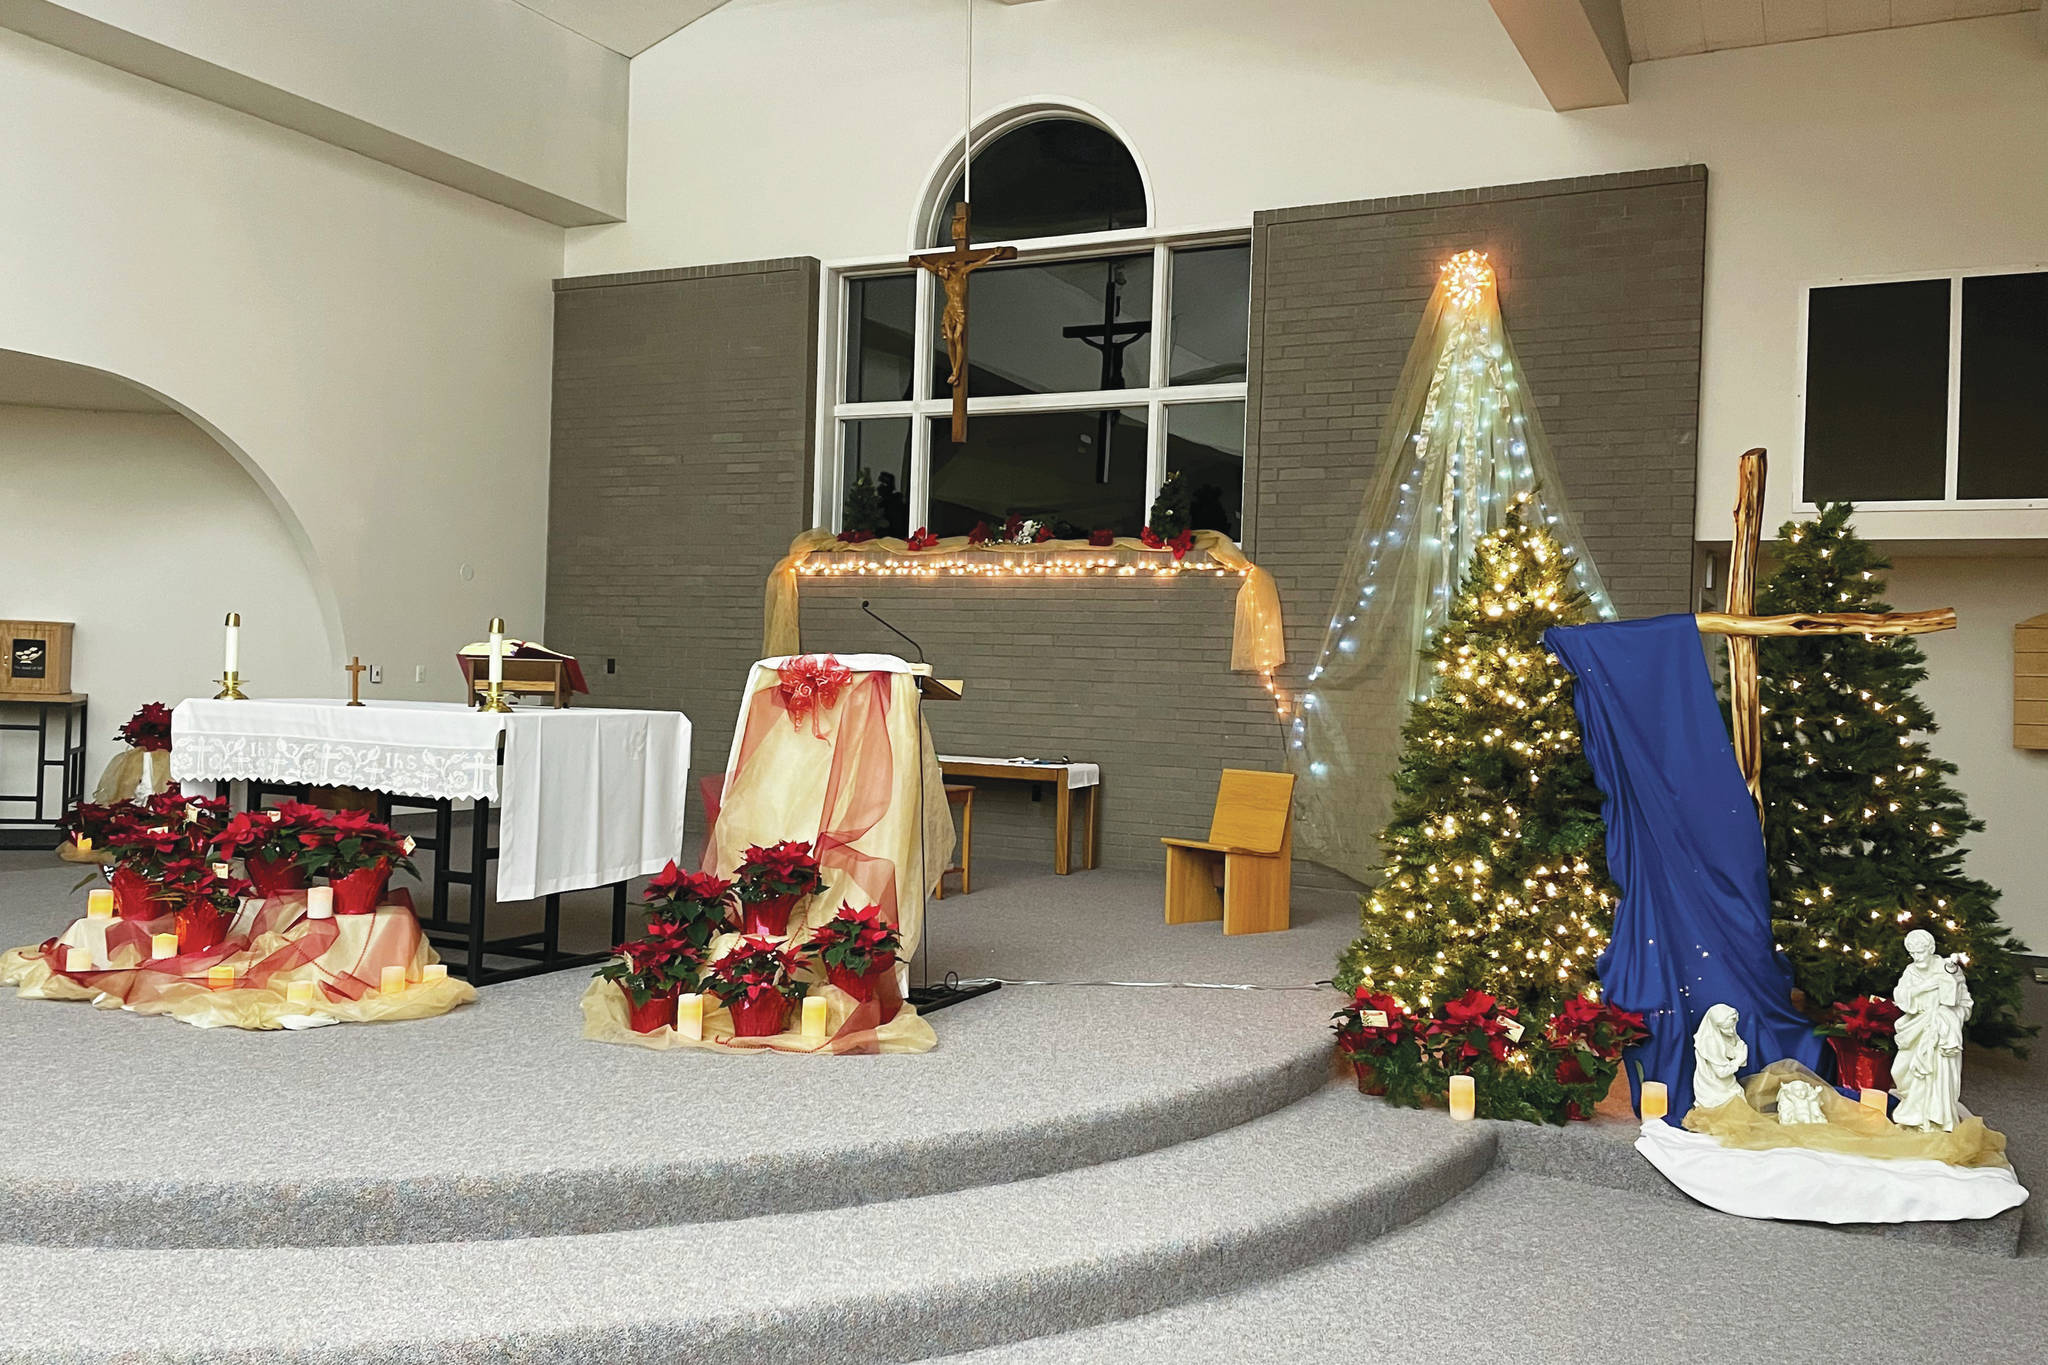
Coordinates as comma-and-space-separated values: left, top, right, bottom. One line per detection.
1162, 769, 1294, 935
934, 783, 973, 899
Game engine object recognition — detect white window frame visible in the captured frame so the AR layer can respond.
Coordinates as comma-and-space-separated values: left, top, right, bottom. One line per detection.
1795, 263, 2048, 513
813, 220, 1254, 534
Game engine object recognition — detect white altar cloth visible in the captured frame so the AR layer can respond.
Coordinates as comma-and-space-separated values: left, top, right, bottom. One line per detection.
171, 699, 691, 903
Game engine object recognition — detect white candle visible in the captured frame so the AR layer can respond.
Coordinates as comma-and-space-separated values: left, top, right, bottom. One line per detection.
379, 965, 407, 995
207, 964, 236, 989
675, 992, 704, 1041
802, 994, 829, 1039
421, 963, 448, 984
75, 835, 92, 854
224, 612, 240, 675
151, 932, 178, 959
1640, 1081, 1670, 1122
488, 618, 505, 688
1448, 1074, 1476, 1121
86, 889, 114, 919
304, 886, 334, 920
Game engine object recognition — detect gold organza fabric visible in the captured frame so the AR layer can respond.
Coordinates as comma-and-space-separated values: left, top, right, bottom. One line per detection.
1683, 1060, 2010, 1169
763, 529, 1285, 674
580, 957, 936, 1056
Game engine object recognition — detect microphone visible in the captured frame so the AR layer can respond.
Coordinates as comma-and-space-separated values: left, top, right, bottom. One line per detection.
860, 601, 926, 664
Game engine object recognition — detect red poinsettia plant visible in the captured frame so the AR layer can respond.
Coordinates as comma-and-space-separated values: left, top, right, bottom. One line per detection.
58, 800, 137, 852
115, 702, 174, 752
703, 934, 805, 1010
966, 520, 992, 546
836, 528, 877, 544
288, 807, 419, 880
1087, 528, 1116, 547
94, 788, 230, 880
1139, 526, 1197, 561
1538, 997, 1649, 1119
906, 527, 940, 551
1330, 988, 1429, 1103
210, 801, 334, 865
597, 918, 705, 1006
158, 857, 251, 916
1813, 994, 1903, 1053
1425, 989, 1522, 1068
641, 862, 737, 950
735, 840, 826, 902
806, 903, 901, 977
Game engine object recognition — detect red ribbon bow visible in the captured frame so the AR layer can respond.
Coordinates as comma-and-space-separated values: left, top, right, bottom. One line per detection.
776, 654, 855, 737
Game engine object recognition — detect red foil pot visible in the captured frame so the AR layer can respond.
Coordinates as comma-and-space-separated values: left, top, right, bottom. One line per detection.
622, 983, 679, 1034
109, 866, 175, 921
1352, 1059, 1387, 1096
245, 855, 309, 897
174, 906, 231, 955
1827, 1036, 1896, 1093
329, 863, 392, 916
728, 993, 790, 1038
827, 955, 901, 1025
740, 893, 801, 937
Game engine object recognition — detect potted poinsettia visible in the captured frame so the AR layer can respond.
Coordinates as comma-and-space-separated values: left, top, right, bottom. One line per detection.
1536, 997, 1649, 1121
1331, 989, 1428, 1103
294, 808, 419, 915
1422, 989, 1525, 1116
704, 934, 805, 1037
733, 840, 826, 936
100, 788, 229, 919
57, 800, 130, 865
597, 919, 704, 1033
805, 903, 902, 1020
210, 801, 331, 897
1814, 994, 1902, 1092
159, 856, 249, 955
641, 862, 737, 950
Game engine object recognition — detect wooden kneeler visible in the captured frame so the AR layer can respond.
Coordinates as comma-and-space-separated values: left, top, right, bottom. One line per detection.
1162, 769, 1295, 935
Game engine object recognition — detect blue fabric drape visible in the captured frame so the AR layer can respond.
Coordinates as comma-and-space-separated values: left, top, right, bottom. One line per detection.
1544, 614, 1822, 1118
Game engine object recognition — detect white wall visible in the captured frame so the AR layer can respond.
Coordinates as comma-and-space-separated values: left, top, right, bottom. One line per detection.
568, 0, 2048, 542
0, 28, 564, 714
0, 407, 333, 792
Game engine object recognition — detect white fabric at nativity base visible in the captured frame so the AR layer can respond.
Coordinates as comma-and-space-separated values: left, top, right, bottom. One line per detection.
1635, 1118, 2029, 1225
171, 699, 690, 903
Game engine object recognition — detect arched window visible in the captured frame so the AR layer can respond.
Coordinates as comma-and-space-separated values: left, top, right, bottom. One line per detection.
828, 111, 1247, 544
928, 117, 1148, 246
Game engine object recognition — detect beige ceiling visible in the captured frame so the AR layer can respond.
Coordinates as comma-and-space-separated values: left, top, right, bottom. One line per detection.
0, 352, 168, 413
1621, 0, 2039, 61
509, 0, 734, 56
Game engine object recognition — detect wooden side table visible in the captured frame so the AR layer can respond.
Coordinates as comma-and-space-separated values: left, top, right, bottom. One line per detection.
936, 758, 1099, 874
0, 691, 87, 849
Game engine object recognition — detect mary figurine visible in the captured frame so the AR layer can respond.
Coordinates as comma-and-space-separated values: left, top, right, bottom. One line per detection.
1891, 929, 1972, 1132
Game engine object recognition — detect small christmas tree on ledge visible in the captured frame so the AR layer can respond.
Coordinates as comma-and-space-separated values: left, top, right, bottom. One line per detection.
1756, 504, 2034, 1053
1335, 496, 1616, 1019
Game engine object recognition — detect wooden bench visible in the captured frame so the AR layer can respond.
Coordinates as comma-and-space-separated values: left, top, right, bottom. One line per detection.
1162, 769, 1294, 935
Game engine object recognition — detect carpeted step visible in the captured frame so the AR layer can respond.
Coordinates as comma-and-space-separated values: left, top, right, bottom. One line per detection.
0, 1086, 1495, 1365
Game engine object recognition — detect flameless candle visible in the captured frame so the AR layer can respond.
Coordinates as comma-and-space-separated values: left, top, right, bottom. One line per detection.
64, 946, 93, 974
379, 964, 407, 995
286, 980, 319, 1007
75, 835, 92, 853
305, 886, 334, 920
151, 932, 178, 959
1448, 1074, 1476, 1121
1640, 1081, 1670, 1122
1860, 1088, 1889, 1115
802, 994, 828, 1039
207, 964, 236, 989
421, 963, 448, 984
224, 611, 240, 675
86, 888, 114, 919
676, 992, 704, 1041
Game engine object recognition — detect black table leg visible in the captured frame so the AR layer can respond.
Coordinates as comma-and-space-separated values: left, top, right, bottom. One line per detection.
432, 799, 454, 926
467, 796, 490, 981
612, 881, 629, 947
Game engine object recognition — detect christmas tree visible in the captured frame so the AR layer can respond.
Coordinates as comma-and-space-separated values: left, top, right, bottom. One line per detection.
841, 467, 888, 536
1755, 504, 2033, 1052
1335, 496, 1616, 1019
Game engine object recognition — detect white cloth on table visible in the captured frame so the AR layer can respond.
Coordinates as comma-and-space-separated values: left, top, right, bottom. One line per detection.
937, 754, 1099, 789
1634, 1118, 2028, 1225
171, 698, 690, 903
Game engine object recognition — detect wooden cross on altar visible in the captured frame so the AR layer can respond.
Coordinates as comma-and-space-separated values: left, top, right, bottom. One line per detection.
1694, 448, 1956, 819
912, 202, 1017, 441
345, 656, 368, 707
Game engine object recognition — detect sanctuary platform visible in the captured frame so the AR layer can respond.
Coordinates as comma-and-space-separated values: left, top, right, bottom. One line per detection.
2, 849, 2043, 1364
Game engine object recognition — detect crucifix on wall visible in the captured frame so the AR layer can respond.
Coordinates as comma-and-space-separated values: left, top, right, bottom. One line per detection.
912, 202, 1017, 442
1693, 448, 1956, 819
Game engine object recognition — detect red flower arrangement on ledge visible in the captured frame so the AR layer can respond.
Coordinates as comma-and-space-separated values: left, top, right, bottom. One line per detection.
641, 862, 737, 950
1814, 994, 1903, 1091
734, 840, 826, 936
704, 934, 805, 1037
905, 527, 940, 551
805, 903, 902, 1020
598, 919, 705, 1033
115, 702, 174, 753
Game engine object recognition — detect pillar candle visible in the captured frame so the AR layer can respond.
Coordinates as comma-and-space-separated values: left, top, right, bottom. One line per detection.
224, 612, 240, 675
86, 888, 114, 919
488, 618, 505, 688
802, 994, 828, 1039
304, 886, 334, 920
64, 945, 93, 974
75, 835, 92, 853
207, 964, 236, 989
1447, 1074, 1476, 1120
1640, 1081, 1670, 1122
151, 932, 178, 959
676, 992, 704, 1041
286, 980, 319, 1007
1860, 1088, 1889, 1115
379, 964, 407, 995
421, 963, 448, 983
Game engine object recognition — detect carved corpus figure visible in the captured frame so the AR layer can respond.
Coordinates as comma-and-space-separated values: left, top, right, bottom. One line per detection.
1892, 929, 1972, 1132
1692, 1003, 1749, 1111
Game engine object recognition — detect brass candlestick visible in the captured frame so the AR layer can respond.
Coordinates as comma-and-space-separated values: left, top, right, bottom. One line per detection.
213, 671, 249, 700
477, 615, 513, 713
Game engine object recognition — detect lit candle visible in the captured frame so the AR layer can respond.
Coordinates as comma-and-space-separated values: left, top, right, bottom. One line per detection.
151, 932, 178, 959
488, 617, 505, 689
379, 964, 407, 995
286, 980, 319, 1007
304, 886, 334, 920
1640, 1081, 1669, 1122
1448, 1074, 1476, 1121
64, 946, 93, 974
75, 835, 92, 854
802, 994, 828, 1039
207, 964, 236, 989
1860, 1088, 1889, 1115
86, 888, 114, 919
676, 992, 704, 1041
421, 963, 448, 983
224, 611, 240, 675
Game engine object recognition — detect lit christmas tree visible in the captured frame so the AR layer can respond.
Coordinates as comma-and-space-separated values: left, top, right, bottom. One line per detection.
1335, 497, 1616, 1018
1756, 504, 2033, 1052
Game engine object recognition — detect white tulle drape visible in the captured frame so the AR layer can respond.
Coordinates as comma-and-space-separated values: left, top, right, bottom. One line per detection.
1286, 252, 1616, 882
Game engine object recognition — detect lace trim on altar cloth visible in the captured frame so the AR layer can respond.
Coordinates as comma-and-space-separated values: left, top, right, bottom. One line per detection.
170, 733, 502, 802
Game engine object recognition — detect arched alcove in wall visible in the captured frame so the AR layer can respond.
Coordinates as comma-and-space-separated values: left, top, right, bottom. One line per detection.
0, 348, 343, 781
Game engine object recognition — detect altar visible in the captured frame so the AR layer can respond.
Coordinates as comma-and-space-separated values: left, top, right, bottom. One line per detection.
171, 698, 691, 983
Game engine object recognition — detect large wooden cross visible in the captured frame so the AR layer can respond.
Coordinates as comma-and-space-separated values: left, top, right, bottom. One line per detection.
911, 202, 1016, 441
1694, 448, 1956, 819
